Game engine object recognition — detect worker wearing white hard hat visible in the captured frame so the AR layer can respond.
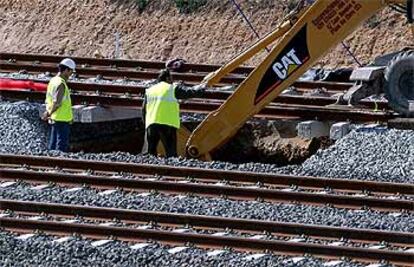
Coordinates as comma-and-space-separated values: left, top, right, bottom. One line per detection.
41, 58, 76, 152
59, 58, 76, 71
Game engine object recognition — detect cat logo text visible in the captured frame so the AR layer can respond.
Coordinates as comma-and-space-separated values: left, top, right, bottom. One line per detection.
272, 48, 302, 80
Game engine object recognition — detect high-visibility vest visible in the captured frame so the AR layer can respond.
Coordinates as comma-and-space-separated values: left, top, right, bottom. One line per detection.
45, 76, 73, 122
145, 82, 180, 129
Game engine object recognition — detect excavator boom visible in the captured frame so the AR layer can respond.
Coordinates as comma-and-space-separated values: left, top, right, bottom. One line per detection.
185, 0, 408, 158
202, 6, 308, 87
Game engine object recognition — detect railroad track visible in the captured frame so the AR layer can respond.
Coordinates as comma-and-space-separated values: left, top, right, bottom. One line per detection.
0, 53, 352, 95
1, 154, 413, 211
1, 155, 413, 264
0, 89, 394, 122
1, 77, 388, 110
1, 199, 413, 265
0, 76, 386, 110
0, 53, 397, 122
0, 53, 352, 91
0, 52, 254, 75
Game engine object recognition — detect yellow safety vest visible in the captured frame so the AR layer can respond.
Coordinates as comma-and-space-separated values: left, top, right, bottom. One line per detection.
145, 82, 180, 129
45, 76, 73, 122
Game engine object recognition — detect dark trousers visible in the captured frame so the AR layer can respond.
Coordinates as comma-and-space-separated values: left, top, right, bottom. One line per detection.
48, 121, 70, 152
146, 124, 177, 157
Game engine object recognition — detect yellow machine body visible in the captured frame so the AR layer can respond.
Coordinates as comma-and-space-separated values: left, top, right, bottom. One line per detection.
167, 0, 409, 159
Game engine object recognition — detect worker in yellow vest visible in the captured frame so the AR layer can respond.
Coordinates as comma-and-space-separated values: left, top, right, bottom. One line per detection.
142, 69, 206, 157
41, 58, 75, 152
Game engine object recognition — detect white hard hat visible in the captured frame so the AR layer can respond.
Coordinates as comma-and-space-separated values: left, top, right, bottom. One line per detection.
59, 58, 76, 71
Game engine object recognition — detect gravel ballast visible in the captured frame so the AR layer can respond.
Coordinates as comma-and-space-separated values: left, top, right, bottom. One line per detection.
0, 101, 48, 153
0, 231, 385, 267
1, 183, 412, 232
1, 100, 413, 184
279, 128, 414, 183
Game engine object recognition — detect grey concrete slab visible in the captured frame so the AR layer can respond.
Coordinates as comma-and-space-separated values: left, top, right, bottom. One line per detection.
80, 105, 142, 123
297, 120, 330, 139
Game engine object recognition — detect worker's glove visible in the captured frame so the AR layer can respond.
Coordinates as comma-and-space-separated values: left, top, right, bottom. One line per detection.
193, 83, 207, 91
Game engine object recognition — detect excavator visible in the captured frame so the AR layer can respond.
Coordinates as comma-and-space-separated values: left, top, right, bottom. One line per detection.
168, 0, 414, 160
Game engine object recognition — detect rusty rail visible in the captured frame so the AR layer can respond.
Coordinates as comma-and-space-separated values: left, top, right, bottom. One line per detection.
0, 90, 394, 122
28, 78, 348, 98
0, 52, 254, 74
4, 77, 386, 110
1, 217, 412, 264
1, 200, 412, 244
1, 168, 412, 211
1, 154, 412, 195
0, 53, 353, 91
0, 53, 353, 90
1, 62, 237, 83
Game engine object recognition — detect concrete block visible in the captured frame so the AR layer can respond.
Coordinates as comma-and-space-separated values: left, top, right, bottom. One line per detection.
350, 66, 385, 81
355, 123, 387, 133
330, 122, 351, 140
38, 104, 84, 122
38, 104, 141, 123
297, 120, 330, 139
72, 105, 86, 122
80, 105, 141, 123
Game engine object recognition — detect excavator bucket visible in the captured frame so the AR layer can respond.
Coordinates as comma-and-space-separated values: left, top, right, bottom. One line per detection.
157, 125, 211, 160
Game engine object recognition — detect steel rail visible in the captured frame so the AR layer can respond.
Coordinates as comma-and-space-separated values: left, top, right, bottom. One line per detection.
69, 83, 342, 106
0, 59, 353, 91
0, 74, 385, 114
29, 78, 350, 95
13, 78, 384, 112
0, 90, 395, 122
0, 52, 254, 74
9, 76, 353, 96
0, 83, 380, 110
1, 217, 412, 264
1, 168, 412, 211
1, 154, 412, 195
0, 53, 354, 91
4, 78, 370, 108
68, 86, 346, 107
18, 78, 380, 109
0, 61, 245, 84
0, 77, 346, 102
1, 200, 412, 244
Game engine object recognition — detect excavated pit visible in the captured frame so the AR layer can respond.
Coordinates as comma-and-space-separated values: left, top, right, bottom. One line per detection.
69, 119, 145, 154
70, 118, 331, 166
0, 98, 330, 166
212, 120, 333, 165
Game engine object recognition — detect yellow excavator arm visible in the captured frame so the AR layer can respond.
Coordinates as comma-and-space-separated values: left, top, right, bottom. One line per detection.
179, 0, 411, 159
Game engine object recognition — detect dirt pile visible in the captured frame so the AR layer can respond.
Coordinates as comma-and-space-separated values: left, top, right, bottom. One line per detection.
212, 120, 327, 165
0, 0, 412, 68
